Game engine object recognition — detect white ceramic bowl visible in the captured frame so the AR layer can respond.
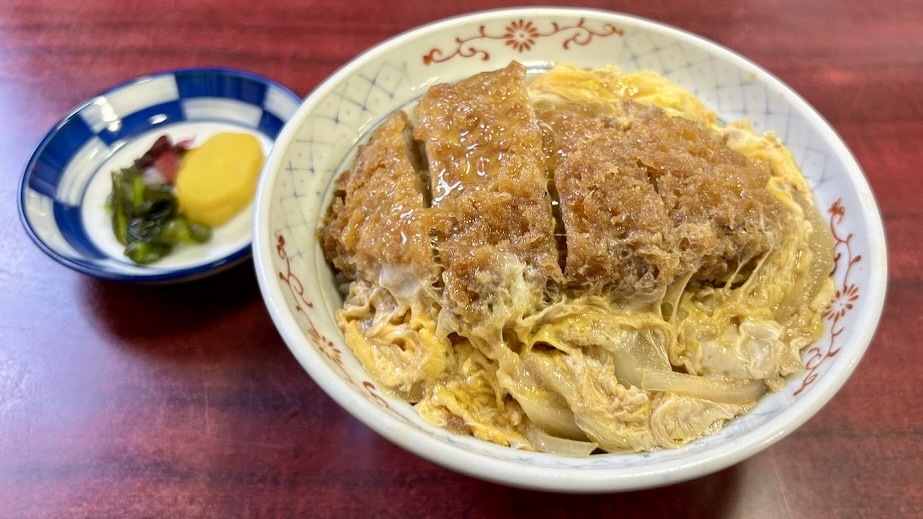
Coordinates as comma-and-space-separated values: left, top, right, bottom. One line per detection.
253, 8, 887, 492
20, 68, 301, 283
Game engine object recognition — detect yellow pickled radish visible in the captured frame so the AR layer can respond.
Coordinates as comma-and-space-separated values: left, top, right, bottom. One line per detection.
175, 132, 264, 227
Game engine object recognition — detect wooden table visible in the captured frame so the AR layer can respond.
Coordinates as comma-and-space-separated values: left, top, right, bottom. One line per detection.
1, 0, 919, 517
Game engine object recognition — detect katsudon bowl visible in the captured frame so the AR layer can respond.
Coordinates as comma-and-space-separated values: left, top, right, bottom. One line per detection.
252, 8, 887, 492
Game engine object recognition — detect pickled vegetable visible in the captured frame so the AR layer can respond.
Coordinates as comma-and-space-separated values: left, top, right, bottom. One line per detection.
107, 166, 211, 264
175, 132, 264, 226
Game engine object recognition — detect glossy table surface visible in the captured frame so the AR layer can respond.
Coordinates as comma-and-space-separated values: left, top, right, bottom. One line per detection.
1, 0, 920, 517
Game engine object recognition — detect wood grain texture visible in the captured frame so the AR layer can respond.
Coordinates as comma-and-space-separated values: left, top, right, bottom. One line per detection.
1, 0, 920, 517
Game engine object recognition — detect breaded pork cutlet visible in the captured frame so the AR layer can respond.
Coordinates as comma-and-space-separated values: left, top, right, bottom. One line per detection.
413, 62, 562, 335
532, 95, 678, 307
320, 110, 439, 307
622, 102, 783, 285
532, 82, 783, 306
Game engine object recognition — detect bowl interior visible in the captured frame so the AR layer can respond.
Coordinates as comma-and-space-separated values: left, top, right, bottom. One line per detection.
254, 8, 887, 491
20, 68, 302, 283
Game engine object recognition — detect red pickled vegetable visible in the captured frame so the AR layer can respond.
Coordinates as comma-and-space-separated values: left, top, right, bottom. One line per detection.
134, 134, 190, 183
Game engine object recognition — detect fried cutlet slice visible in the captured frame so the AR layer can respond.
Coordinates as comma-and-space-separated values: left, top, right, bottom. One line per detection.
629, 105, 785, 283
413, 62, 562, 334
319, 110, 438, 305
533, 97, 679, 306
622, 102, 783, 284
533, 74, 783, 305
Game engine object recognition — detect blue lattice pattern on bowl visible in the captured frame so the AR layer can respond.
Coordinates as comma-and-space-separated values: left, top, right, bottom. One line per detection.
254, 8, 887, 491
20, 68, 302, 283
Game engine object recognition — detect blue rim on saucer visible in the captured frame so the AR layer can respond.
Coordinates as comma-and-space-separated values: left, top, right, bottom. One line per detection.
18, 67, 302, 283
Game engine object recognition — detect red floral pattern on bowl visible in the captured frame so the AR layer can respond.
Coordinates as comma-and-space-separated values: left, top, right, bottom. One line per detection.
423, 17, 624, 64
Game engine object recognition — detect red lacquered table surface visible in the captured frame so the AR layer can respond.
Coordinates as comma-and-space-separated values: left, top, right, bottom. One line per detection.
1, 1, 920, 517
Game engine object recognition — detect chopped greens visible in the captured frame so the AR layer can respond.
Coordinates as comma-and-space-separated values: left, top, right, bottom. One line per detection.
107, 164, 211, 265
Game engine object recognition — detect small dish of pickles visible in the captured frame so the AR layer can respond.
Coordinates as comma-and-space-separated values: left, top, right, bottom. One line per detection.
18, 68, 301, 283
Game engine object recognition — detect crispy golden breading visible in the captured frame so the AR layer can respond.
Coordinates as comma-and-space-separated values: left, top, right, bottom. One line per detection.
535, 98, 782, 304
534, 98, 677, 305
413, 62, 562, 327
621, 103, 783, 283
323, 63, 782, 313
320, 111, 438, 291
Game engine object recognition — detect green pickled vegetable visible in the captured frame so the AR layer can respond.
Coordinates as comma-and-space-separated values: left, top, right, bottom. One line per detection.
107, 166, 211, 264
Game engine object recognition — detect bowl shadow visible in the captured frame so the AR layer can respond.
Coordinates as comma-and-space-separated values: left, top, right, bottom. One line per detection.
476, 462, 746, 517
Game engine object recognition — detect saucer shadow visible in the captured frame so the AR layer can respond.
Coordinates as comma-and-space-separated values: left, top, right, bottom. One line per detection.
76, 259, 274, 355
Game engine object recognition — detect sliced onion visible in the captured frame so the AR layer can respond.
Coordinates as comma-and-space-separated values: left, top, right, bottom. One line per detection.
641, 370, 766, 405
525, 424, 598, 456
514, 390, 586, 440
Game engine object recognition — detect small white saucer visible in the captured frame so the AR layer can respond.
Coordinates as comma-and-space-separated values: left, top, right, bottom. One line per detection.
19, 68, 301, 283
